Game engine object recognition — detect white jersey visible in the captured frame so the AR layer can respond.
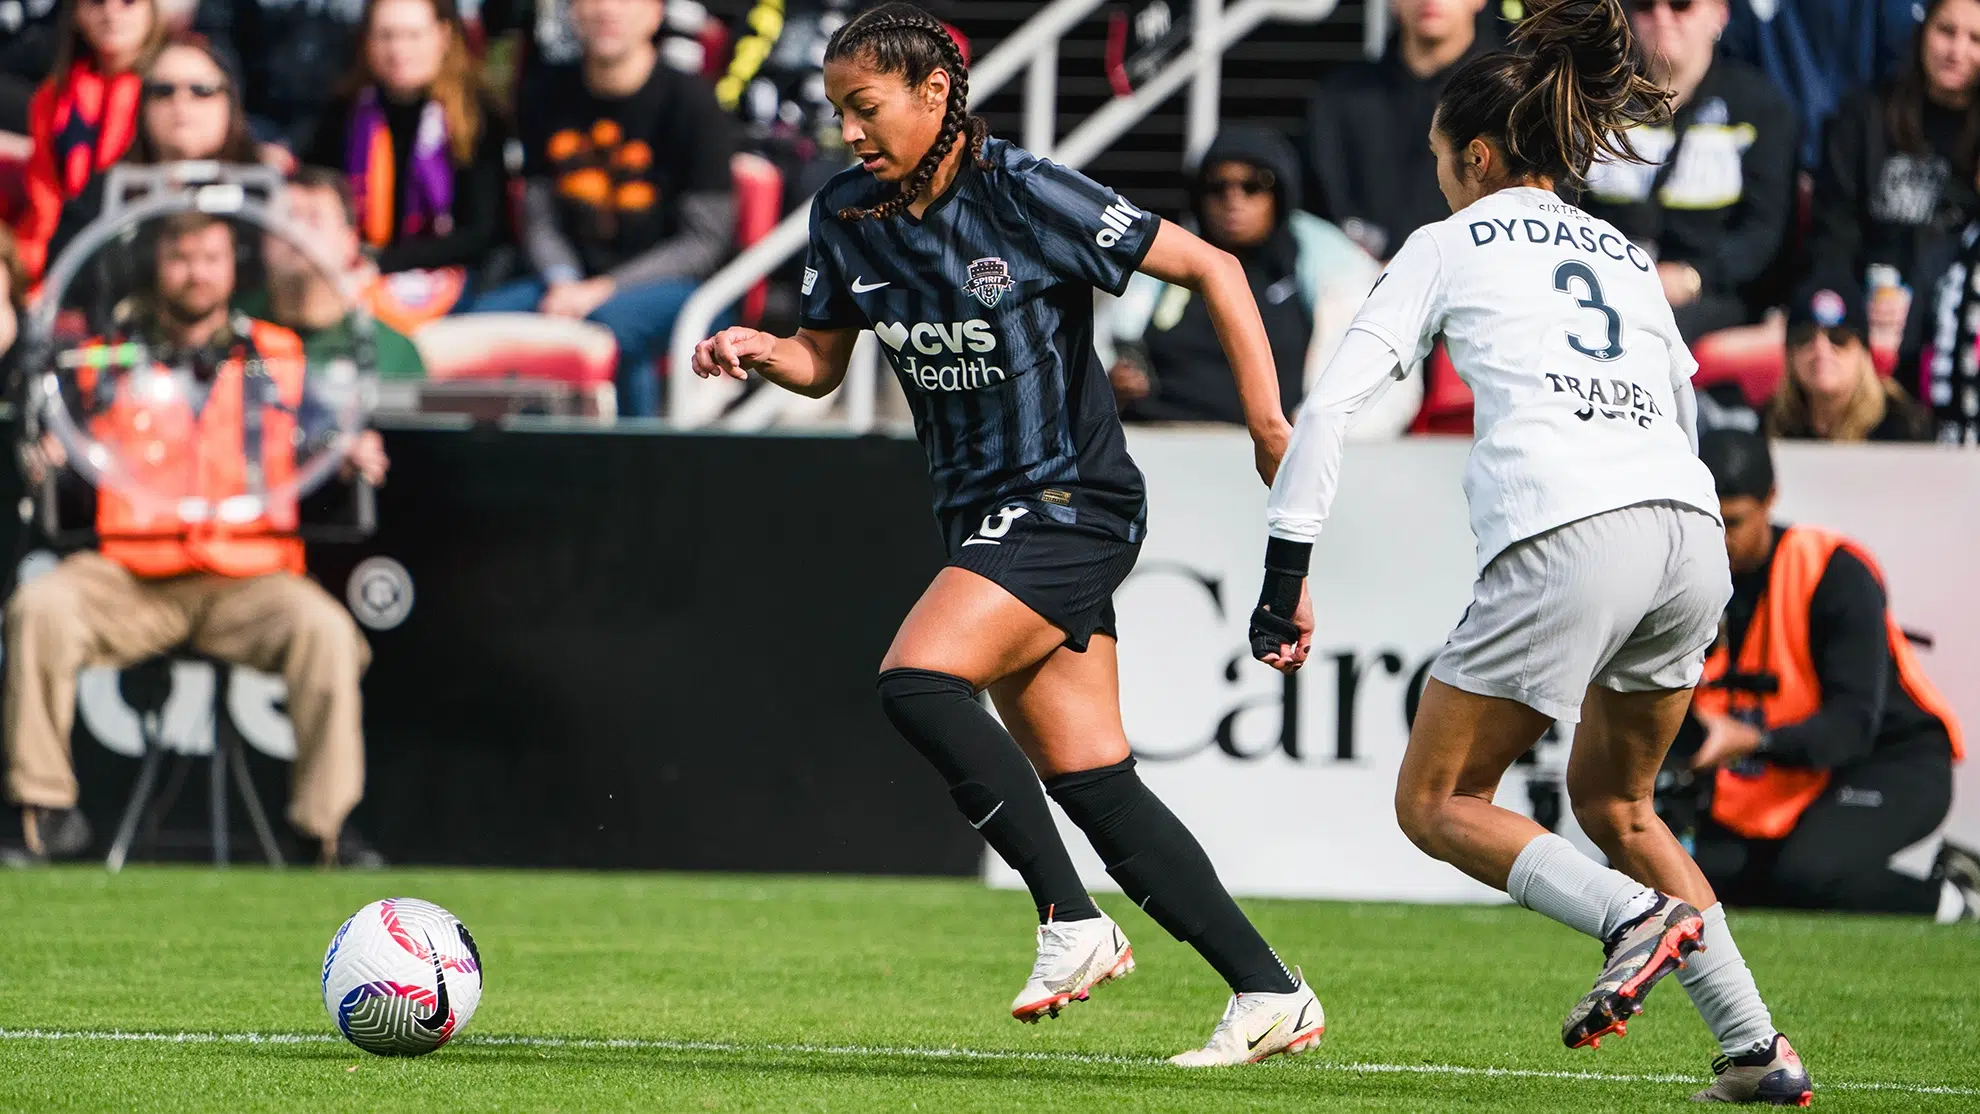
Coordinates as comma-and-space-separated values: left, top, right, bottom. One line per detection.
1267, 186, 1720, 571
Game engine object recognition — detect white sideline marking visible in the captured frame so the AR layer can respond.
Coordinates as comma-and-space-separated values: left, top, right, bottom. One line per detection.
0, 1028, 1973, 1097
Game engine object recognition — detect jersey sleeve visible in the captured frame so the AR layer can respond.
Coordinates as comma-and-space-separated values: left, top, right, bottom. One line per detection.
797, 194, 865, 331
1016, 158, 1158, 296
1343, 228, 1446, 370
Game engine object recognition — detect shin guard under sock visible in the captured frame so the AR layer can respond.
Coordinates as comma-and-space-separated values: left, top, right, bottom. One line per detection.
876, 668, 1098, 923
1046, 757, 1295, 994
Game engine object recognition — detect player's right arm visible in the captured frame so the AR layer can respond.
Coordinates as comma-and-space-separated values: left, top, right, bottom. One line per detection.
1250, 229, 1444, 674
692, 326, 860, 398
696, 193, 867, 397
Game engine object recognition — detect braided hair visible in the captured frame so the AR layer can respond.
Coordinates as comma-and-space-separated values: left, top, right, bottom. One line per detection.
825, 2, 991, 221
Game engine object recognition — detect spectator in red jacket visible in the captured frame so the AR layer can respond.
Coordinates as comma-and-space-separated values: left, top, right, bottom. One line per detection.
15, 0, 165, 279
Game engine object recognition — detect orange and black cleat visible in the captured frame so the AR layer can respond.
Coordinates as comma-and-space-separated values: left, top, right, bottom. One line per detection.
1562, 895, 1705, 1050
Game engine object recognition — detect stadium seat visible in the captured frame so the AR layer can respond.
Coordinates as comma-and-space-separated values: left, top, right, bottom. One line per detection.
411, 313, 619, 418
732, 152, 782, 328
1691, 327, 1785, 408
1408, 342, 1474, 435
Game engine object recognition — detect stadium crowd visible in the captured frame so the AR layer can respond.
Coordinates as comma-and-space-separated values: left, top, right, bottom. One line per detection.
0, 0, 1975, 435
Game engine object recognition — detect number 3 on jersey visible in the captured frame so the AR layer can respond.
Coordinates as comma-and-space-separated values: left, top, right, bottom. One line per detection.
1553, 260, 1624, 362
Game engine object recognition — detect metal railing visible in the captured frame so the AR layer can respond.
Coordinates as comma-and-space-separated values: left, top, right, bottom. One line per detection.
667, 0, 1339, 430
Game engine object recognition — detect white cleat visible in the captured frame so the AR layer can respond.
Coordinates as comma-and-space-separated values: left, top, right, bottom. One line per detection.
1010, 912, 1134, 1023
1168, 973, 1325, 1067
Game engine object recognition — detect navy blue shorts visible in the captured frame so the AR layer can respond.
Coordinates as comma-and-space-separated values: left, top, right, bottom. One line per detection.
943, 498, 1141, 653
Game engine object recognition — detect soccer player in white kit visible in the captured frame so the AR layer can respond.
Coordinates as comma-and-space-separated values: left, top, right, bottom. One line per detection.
1250, 0, 1812, 1104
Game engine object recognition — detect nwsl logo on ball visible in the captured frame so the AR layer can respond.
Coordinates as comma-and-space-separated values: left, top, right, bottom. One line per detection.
964, 257, 1013, 309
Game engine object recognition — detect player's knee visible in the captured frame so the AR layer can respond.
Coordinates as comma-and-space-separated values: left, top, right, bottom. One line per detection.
1569, 792, 1658, 851
875, 667, 975, 728
1393, 784, 1447, 857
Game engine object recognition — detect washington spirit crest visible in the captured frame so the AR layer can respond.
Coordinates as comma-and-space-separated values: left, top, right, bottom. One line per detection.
964, 257, 1014, 309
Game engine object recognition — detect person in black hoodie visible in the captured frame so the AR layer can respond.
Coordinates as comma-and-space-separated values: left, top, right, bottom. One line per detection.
1109, 126, 1419, 433
1809, 0, 1980, 365
1302, 0, 1496, 261
1579, 0, 1798, 342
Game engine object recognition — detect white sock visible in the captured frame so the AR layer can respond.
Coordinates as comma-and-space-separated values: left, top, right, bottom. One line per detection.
1936, 881, 1967, 925
1506, 833, 1660, 940
1675, 902, 1777, 1056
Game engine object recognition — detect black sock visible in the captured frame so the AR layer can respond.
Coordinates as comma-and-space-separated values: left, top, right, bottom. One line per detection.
1046, 757, 1296, 994
877, 668, 1099, 924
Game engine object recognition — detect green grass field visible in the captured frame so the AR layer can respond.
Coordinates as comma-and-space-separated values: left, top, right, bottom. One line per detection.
0, 869, 1972, 1112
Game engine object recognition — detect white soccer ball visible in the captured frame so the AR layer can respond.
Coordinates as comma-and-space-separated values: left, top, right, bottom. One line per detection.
322, 898, 484, 1056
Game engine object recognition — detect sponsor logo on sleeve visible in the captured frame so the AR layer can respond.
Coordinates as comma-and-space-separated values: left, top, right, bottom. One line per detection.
801, 267, 818, 296
1096, 197, 1144, 248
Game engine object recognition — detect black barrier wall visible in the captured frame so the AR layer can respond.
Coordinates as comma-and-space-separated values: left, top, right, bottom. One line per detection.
16, 421, 986, 875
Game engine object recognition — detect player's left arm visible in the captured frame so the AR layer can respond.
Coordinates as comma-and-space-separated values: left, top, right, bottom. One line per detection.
1137, 220, 1292, 481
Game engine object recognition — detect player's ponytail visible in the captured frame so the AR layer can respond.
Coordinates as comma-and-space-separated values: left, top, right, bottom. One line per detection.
824, 1, 992, 221
1435, 0, 1669, 187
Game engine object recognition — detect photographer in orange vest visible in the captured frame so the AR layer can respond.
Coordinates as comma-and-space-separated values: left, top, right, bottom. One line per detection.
1690, 431, 1977, 921
3, 210, 389, 868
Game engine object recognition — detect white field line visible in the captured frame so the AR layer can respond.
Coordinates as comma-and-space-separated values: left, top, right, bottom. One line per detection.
0, 1028, 1973, 1097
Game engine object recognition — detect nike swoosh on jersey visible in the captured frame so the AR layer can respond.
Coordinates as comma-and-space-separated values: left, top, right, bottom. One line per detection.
959, 537, 1001, 547
1246, 1014, 1286, 1051
851, 278, 890, 293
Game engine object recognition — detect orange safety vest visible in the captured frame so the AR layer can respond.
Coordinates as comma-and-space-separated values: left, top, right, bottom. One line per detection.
1694, 525, 1965, 840
79, 319, 310, 579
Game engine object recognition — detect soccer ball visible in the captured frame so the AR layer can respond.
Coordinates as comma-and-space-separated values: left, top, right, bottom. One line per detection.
322, 898, 483, 1056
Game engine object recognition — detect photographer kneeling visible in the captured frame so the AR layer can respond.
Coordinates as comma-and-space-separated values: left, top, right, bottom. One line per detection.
1690, 431, 1976, 921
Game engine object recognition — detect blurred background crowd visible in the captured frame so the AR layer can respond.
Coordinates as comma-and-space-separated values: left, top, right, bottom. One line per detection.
0, 0, 1972, 437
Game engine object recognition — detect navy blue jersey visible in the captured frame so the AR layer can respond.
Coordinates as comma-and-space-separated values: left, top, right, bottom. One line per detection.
799, 138, 1157, 541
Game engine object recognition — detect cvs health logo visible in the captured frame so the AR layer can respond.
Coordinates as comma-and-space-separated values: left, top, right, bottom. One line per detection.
874, 319, 1009, 391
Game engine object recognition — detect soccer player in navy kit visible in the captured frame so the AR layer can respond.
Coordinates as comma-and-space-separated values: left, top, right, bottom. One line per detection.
693, 2, 1321, 1066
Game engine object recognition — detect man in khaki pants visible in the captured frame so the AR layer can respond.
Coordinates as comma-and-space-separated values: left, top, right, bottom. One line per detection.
4, 213, 388, 867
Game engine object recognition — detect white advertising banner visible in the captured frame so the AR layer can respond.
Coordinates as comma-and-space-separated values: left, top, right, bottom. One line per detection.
987, 430, 1980, 902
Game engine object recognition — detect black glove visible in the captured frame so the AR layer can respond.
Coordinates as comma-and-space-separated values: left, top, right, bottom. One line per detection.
1248, 537, 1312, 663
1248, 601, 1302, 661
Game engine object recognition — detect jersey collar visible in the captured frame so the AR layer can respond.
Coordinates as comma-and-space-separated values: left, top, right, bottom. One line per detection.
902, 148, 977, 226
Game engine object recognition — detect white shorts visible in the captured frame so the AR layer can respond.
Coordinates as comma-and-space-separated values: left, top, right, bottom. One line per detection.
1430, 500, 1731, 723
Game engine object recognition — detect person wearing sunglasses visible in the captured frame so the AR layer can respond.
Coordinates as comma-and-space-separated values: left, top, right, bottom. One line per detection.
1766, 273, 1934, 441
1110, 125, 1420, 434
13, 0, 165, 280
41, 34, 271, 273
1579, 0, 1798, 344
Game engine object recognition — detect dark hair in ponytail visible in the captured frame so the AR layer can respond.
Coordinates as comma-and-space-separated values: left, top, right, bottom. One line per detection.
824, 1, 991, 220
1434, 0, 1670, 187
